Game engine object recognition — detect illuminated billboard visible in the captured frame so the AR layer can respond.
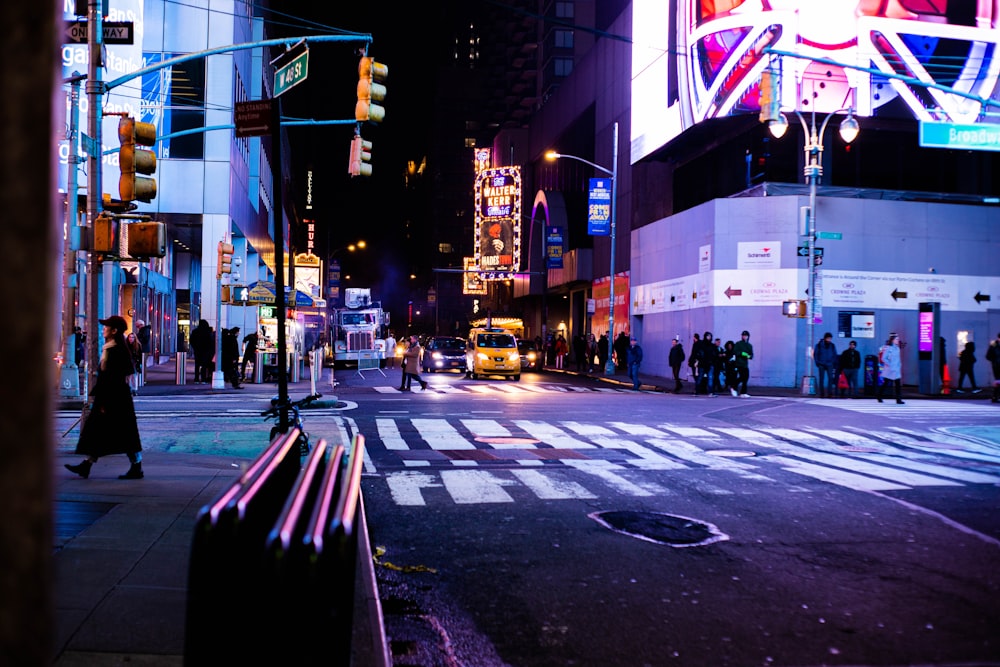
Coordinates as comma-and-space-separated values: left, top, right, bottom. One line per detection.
473, 166, 522, 279
631, 0, 1000, 163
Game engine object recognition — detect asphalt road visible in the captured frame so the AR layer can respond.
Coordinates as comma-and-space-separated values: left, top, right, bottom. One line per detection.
54, 370, 1000, 666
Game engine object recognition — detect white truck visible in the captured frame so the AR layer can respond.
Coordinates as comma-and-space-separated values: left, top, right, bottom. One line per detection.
330, 288, 389, 366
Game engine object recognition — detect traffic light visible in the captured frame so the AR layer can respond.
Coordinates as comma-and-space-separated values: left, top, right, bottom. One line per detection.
125, 221, 167, 258
348, 135, 373, 177
355, 56, 387, 124
217, 241, 234, 279
118, 116, 157, 203
93, 213, 118, 253
758, 69, 780, 124
782, 300, 807, 318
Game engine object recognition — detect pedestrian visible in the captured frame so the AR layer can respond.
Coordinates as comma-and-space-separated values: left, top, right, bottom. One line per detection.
136, 319, 151, 378
241, 329, 259, 382
222, 327, 244, 388
189, 319, 214, 384
385, 331, 397, 368
814, 332, 839, 398
64, 315, 144, 480
687, 333, 701, 392
839, 340, 861, 398
987, 334, 1000, 404
554, 334, 569, 370
723, 340, 737, 394
573, 334, 588, 372
612, 331, 629, 374
877, 333, 904, 405
627, 335, 643, 390
125, 330, 143, 395
668, 335, 685, 393
73, 326, 86, 367
956, 341, 980, 393
586, 333, 599, 373
597, 333, 609, 372
731, 330, 753, 397
712, 337, 726, 394
400, 334, 428, 391
696, 331, 715, 395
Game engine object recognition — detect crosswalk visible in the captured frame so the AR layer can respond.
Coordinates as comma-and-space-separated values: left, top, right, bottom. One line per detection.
805, 397, 1000, 421
374, 383, 636, 395
358, 417, 1000, 506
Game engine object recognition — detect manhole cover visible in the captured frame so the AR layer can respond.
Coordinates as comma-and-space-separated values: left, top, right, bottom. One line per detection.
589, 510, 728, 548
706, 449, 756, 458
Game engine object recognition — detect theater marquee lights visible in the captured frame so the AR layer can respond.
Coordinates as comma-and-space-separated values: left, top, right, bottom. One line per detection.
630, 0, 1000, 163
473, 166, 522, 280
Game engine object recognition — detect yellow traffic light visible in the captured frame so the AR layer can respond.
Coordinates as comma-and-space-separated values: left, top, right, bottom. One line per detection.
348, 135, 373, 177
118, 116, 157, 203
125, 221, 167, 258
217, 241, 234, 279
355, 57, 387, 123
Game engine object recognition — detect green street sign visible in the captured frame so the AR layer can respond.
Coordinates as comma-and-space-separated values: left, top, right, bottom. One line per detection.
274, 50, 309, 97
816, 231, 842, 240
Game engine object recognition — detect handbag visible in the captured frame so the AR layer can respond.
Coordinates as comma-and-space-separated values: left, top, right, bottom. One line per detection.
837, 371, 849, 390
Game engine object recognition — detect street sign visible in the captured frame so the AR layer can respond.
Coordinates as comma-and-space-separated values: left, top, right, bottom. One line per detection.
816, 231, 842, 240
797, 246, 824, 257
274, 49, 309, 97
234, 99, 276, 138
920, 120, 1000, 152
65, 20, 134, 45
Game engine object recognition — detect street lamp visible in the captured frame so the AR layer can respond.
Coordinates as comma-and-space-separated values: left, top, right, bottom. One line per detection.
767, 108, 858, 395
545, 121, 619, 376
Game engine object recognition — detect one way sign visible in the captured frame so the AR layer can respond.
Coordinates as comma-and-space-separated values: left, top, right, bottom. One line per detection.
796, 246, 824, 257
64, 21, 134, 45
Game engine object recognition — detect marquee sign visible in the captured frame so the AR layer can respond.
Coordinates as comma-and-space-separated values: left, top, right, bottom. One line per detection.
473, 166, 522, 279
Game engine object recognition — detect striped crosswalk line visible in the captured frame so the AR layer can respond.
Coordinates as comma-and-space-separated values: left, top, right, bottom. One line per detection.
366, 417, 1000, 506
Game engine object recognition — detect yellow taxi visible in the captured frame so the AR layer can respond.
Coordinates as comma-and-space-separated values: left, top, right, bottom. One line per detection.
466, 328, 520, 380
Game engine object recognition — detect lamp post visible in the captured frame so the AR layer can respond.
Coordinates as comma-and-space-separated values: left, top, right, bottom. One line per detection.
545, 121, 619, 375
767, 108, 858, 394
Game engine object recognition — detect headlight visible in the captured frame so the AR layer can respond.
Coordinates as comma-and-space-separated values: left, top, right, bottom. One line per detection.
477, 352, 489, 361
507, 351, 519, 362
432, 352, 443, 360
527, 352, 536, 360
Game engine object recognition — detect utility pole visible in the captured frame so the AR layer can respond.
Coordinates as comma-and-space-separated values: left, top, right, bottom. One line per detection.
84, 0, 105, 410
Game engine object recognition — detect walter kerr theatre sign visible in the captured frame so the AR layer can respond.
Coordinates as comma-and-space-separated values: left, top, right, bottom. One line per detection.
473, 166, 522, 279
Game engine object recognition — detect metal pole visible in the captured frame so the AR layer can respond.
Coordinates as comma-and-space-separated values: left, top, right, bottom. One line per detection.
604, 122, 619, 375
84, 0, 105, 415
802, 114, 820, 396
273, 99, 289, 430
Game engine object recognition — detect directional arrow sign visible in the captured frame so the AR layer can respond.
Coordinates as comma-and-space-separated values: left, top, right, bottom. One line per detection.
891, 288, 908, 301
974, 291, 992, 304
797, 246, 824, 257
234, 99, 276, 138
64, 20, 134, 45
724, 286, 742, 300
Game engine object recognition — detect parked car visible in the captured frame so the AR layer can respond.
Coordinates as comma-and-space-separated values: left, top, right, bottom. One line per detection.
518, 339, 541, 371
421, 336, 467, 373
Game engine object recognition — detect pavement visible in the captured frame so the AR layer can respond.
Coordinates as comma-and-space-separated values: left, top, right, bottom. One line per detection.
51, 355, 993, 665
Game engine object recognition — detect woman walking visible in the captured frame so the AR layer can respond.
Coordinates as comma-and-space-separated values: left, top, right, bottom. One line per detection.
65, 315, 144, 479
877, 333, 904, 405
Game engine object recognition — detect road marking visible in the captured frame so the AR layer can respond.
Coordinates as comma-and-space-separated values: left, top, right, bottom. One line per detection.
514, 420, 597, 449
385, 470, 440, 506
765, 456, 909, 491
376, 418, 409, 450
440, 470, 515, 503
509, 469, 596, 500
413, 418, 475, 450
564, 460, 663, 496
461, 418, 512, 439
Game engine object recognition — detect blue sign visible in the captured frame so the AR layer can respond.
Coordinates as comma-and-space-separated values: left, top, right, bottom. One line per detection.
546, 226, 564, 269
588, 178, 612, 236
919, 121, 1000, 152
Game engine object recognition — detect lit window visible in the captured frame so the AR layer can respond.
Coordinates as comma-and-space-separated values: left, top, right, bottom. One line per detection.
438, 243, 453, 254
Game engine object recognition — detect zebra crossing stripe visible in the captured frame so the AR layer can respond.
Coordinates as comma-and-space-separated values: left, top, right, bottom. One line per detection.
386, 470, 439, 506
514, 420, 597, 449
645, 438, 774, 482
412, 418, 476, 450
862, 428, 1000, 465
658, 425, 722, 439
440, 470, 516, 503
563, 460, 663, 496
461, 418, 513, 439
509, 469, 596, 500
589, 436, 688, 470
766, 456, 909, 491
376, 418, 409, 450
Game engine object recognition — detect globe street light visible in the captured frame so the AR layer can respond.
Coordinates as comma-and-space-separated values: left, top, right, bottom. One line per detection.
767, 108, 858, 395
545, 121, 619, 375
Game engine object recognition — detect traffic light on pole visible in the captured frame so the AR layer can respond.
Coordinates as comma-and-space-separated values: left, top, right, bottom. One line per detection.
348, 135, 373, 177
355, 56, 387, 123
217, 241, 234, 279
118, 116, 157, 203
758, 69, 780, 123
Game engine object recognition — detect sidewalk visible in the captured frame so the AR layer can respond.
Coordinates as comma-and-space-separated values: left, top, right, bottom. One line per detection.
53, 355, 386, 666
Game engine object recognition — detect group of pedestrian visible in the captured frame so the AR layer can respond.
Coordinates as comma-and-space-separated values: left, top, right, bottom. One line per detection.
813, 332, 863, 399
670, 330, 754, 397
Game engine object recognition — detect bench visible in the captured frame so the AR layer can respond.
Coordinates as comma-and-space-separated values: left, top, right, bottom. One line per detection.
184, 429, 367, 664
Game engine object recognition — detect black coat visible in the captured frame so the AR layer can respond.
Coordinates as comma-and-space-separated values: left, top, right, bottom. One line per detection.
75, 339, 142, 458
